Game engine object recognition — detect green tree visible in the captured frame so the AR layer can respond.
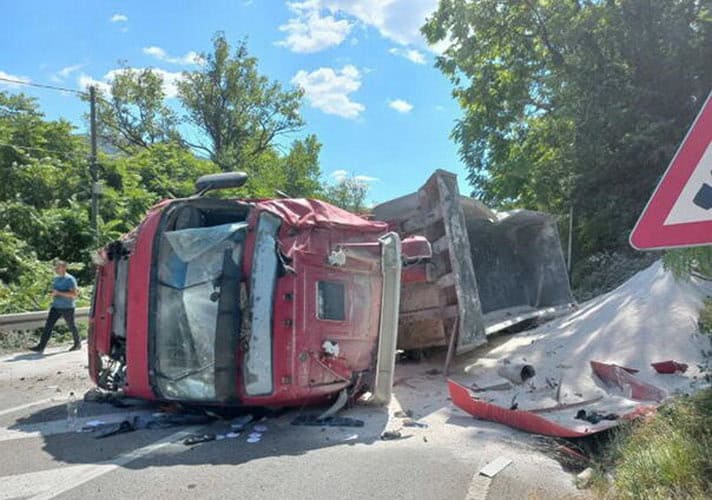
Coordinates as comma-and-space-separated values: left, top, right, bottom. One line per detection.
0, 33, 330, 314
280, 135, 322, 198
323, 175, 369, 213
94, 66, 179, 154
424, 0, 712, 274
177, 33, 304, 172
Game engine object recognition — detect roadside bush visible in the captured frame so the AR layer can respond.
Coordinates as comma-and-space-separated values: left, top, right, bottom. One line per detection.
0, 259, 91, 314
663, 247, 712, 280
697, 298, 712, 334
572, 251, 658, 302
593, 389, 712, 499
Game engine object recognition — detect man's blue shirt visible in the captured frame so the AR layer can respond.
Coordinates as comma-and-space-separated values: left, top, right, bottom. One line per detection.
52, 274, 77, 309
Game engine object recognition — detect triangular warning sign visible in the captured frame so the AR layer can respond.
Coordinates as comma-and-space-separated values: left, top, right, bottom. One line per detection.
630, 91, 712, 250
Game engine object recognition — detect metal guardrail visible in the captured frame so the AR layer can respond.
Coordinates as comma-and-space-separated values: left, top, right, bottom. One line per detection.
0, 307, 90, 332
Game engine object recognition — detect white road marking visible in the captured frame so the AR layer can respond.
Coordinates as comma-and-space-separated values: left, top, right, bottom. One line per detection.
0, 426, 200, 500
0, 411, 155, 442
466, 473, 492, 500
0, 397, 61, 417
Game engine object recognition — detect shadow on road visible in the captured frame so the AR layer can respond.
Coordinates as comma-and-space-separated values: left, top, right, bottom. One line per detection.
10, 398, 390, 470
3, 351, 68, 363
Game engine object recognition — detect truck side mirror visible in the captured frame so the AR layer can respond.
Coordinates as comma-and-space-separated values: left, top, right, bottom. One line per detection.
195, 172, 249, 196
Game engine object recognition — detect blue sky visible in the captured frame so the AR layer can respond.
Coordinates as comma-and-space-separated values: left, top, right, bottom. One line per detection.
0, 0, 470, 204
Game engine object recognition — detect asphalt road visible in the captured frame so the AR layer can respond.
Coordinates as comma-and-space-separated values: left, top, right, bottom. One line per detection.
0, 343, 588, 499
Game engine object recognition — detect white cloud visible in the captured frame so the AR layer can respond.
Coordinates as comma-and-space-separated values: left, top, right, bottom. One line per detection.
78, 73, 111, 94
330, 169, 379, 184
50, 63, 84, 82
331, 169, 349, 182
319, 0, 438, 47
388, 47, 426, 64
354, 174, 379, 182
277, 1, 352, 53
110, 13, 128, 23
142, 46, 201, 65
0, 70, 30, 87
78, 68, 184, 98
292, 65, 365, 119
388, 99, 413, 113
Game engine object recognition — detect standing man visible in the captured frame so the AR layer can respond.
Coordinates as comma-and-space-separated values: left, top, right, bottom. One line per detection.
30, 260, 81, 353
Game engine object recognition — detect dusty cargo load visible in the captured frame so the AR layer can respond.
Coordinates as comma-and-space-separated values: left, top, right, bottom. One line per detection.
374, 170, 574, 355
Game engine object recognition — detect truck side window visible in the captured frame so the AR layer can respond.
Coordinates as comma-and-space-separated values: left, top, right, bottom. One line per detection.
317, 281, 346, 321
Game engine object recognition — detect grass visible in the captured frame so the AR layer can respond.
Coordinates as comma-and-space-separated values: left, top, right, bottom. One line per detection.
592, 388, 712, 499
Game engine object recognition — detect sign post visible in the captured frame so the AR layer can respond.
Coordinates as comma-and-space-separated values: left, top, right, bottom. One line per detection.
630, 91, 712, 250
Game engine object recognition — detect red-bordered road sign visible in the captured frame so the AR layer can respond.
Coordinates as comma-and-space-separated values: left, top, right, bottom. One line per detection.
630, 91, 712, 250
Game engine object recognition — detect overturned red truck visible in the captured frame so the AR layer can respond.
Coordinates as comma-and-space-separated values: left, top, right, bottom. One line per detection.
88, 170, 573, 408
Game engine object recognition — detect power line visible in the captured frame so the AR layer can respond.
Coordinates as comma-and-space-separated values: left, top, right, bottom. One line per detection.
0, 76, 86, 96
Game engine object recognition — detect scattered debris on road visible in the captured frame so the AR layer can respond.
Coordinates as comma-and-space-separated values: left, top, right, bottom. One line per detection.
380, 430, 403, 440
651, 360, 689, 374
291, 415, 364, 427
479, 457, 512, 478
452, 262, 712, 437
184, 433, 216, 445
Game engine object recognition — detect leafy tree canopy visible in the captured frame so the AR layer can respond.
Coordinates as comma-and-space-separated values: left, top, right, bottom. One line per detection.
424, 0, 712, 266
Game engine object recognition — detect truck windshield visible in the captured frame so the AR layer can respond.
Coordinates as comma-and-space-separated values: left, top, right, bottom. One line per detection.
153, 222, 247, 400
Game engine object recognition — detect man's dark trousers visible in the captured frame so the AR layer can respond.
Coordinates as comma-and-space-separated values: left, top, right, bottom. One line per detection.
37, 307, 80, 350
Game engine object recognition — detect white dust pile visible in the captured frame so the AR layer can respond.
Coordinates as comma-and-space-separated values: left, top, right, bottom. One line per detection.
463, 261, 712, 431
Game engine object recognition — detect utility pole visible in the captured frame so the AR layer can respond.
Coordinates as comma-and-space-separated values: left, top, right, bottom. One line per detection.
567, 203, 574, 274
89, 86, 99, 242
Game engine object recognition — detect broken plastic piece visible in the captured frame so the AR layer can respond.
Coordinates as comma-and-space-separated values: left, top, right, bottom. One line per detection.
402, 419, 428, 428
291, 415, 365, 427
135, 413, 214, 430
448, 379, 612, 437
574, 410, 619, 424
651, 360, 688, 374
183, 433, 216, 445
591, 361, 667, 402
230, 414, 254, 431
94, 420, 135, 439
380, 430, 403, 440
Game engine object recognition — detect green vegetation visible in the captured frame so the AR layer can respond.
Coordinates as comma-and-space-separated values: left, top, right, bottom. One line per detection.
0, 34, 368, 314
663, 248, 712, 280
592, 389, 712, 499
698, 298, 712, 335
423, 0, 712, 297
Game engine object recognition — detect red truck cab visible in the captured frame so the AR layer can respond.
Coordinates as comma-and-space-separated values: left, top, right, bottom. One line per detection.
88, 173, 429, 408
